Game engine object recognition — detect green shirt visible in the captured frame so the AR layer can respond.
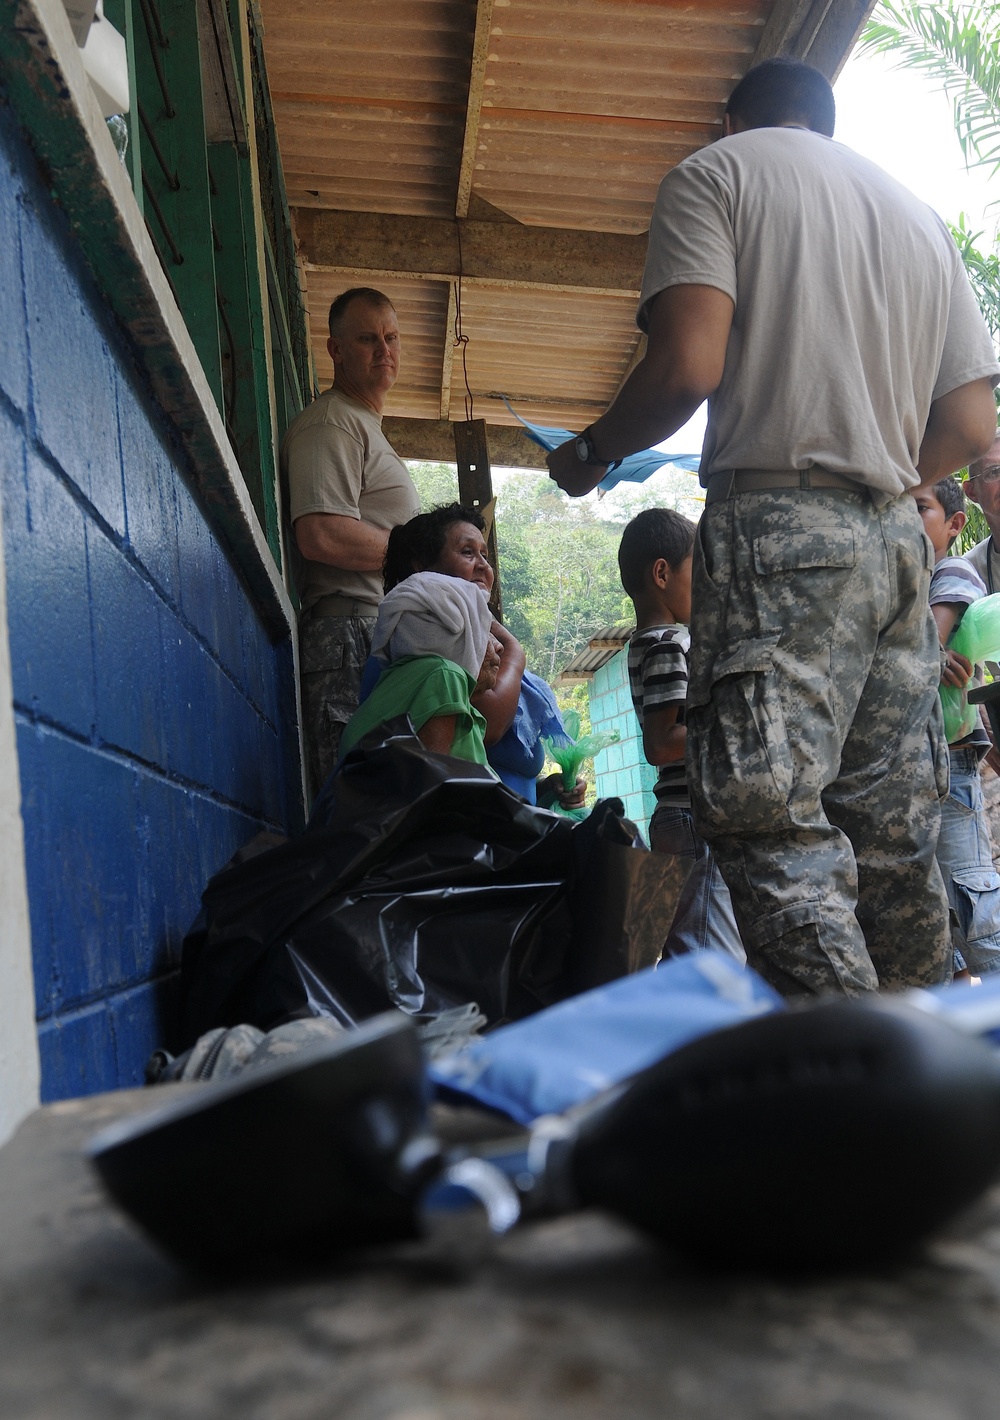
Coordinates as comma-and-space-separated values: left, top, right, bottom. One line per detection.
339, 655, 490, 766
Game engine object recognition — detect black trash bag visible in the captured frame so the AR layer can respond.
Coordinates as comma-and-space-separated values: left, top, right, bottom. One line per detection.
179, 721, 642, 1049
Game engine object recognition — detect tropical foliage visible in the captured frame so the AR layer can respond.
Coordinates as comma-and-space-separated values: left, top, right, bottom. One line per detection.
860, 3, 1000, 174
861, 2, 1000, 551
406, 460, 701, 681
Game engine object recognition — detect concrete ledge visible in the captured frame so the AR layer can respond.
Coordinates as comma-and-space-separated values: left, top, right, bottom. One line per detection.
4, 1088, 1000, 1417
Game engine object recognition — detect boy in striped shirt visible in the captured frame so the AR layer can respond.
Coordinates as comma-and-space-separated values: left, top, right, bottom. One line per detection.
912, 476, 1000, 979
620, 510, 744, 962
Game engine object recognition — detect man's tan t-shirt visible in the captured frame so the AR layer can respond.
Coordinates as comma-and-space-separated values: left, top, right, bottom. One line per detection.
639, 128, 1000, 495
282, 388, 419, 612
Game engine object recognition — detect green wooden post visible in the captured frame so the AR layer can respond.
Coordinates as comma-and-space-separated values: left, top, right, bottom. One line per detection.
209, 141, 281, 562
131, 0, 223, 409
103, 0, 143, 214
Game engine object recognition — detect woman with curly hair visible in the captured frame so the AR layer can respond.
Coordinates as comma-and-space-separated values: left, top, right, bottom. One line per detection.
371, 504, 583, 807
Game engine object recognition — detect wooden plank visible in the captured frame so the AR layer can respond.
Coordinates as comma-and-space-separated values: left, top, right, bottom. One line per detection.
455, 0, 495, 219
805, 0, 879, 82
440, 280, 457, 420
750, 0, 876, 78
383, 417, 549, 468
295, 209, 646, 295
453, 418, 502, 616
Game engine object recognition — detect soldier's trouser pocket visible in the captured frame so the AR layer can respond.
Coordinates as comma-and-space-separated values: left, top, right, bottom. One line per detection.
687, 633, 793, 837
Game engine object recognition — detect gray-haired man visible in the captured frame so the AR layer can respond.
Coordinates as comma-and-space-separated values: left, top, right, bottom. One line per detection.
282, 287, 419, 795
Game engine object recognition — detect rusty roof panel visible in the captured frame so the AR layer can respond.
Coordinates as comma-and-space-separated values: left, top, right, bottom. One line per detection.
263, 0, 476, 219
262, 0, 874, 453
444, 285, 640, 424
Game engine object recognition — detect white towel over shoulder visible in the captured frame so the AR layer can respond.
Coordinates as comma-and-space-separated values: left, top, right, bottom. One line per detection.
371, 571, 493, 680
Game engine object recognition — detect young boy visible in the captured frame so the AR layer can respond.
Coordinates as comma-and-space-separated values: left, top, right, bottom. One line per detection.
912, 476, 1000, 978
618, 509, 744, 962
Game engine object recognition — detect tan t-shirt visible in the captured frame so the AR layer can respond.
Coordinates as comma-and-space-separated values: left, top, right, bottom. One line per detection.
965, 536, 1000, 597
639, 128, 1000, 495
281, 387, 419, 611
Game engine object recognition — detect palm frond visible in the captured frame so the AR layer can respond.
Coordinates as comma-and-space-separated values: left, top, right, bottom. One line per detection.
949, 214, 1000, 343
860, 3, 1000, 171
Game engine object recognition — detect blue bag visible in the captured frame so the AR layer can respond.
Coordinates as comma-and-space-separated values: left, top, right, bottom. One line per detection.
430, 951, 783, 1125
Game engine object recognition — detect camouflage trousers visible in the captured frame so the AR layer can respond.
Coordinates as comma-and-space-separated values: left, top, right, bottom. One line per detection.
299, 611, 377, 798
686, 486, 951, 997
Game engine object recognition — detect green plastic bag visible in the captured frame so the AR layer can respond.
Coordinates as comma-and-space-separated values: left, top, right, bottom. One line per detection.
542, 710, 620, 818
939, 593, 1000, 742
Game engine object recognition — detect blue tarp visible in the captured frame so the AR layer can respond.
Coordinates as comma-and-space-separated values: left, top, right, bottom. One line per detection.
503, 397, 702, 491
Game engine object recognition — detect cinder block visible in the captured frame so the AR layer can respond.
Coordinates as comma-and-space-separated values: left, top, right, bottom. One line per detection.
0, 122, 29, 415
239, 594, 269, 723
37, 1001, 118, 1102
88, 524, 165, 766
108, 976, 177, 1086
5, 449, 96, 738
29, 733, 144, 1007
22, 200, 125, 537
210, 536, 248, 687
119, 375, 182, 605
215, 674, 266, 814
161, 623, 218, 791
174, 475, 222, 656
14, 718, 55, 1020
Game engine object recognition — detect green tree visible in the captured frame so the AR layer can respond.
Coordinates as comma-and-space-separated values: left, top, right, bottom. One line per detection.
405, 461, 460, 509
860, 3, 1000, 173
494, 475, 632, 678
860, 1, 1000, 548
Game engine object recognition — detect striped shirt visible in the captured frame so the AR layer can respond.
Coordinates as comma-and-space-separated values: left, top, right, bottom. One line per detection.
627, 624, 690, 807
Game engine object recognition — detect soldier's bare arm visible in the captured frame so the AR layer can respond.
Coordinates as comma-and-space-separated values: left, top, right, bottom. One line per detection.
916, 378, 998, 489
547, 285, 734, 498
294, 512, 389, 572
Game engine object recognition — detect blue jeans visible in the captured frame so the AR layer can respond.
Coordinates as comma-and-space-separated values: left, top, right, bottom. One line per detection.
936, 746, 1000, 976
649, 805, 746, 964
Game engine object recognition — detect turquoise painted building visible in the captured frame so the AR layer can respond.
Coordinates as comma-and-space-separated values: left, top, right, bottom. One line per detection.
557, 626, 659, 840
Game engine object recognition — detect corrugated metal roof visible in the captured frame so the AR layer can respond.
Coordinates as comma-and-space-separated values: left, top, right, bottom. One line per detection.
554, 622, 634, 683
260, 0, 875, 448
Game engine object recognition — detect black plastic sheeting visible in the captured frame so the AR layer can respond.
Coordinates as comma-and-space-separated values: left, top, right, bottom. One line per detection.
178, 721, 648, 1048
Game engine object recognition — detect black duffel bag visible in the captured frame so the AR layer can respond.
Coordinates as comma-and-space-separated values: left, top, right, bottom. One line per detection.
177, 721, 661, 1048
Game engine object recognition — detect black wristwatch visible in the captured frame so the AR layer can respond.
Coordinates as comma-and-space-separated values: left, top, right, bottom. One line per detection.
574, 426, 607, 466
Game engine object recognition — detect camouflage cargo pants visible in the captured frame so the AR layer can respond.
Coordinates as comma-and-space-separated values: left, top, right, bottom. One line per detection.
686, 486, 951, 997
299, 611, 376, 798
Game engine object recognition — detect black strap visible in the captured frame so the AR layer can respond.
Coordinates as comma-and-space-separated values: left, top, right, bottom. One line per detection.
989, 535, 996, 597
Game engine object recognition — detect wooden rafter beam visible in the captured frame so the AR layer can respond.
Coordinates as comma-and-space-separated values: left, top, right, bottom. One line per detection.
752, 0, 878, 80
295, 209, 645, 297
382, 416, 549, 469
455, 0, 496, 220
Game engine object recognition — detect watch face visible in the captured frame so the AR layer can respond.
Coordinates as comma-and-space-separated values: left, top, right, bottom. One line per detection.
575, 435, 591, 462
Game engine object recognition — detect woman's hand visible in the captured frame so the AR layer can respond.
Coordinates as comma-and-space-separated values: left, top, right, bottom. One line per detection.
557, 776, 587, 809
473, 635, 503, 695
471, 622, 526, 745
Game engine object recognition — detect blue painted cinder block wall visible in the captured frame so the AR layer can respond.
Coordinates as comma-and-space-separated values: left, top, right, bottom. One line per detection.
0, 105, 301, 1100
589, 648, 658, 838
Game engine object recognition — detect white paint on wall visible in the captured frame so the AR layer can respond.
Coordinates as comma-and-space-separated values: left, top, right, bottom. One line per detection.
0, 508, 40, 1148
